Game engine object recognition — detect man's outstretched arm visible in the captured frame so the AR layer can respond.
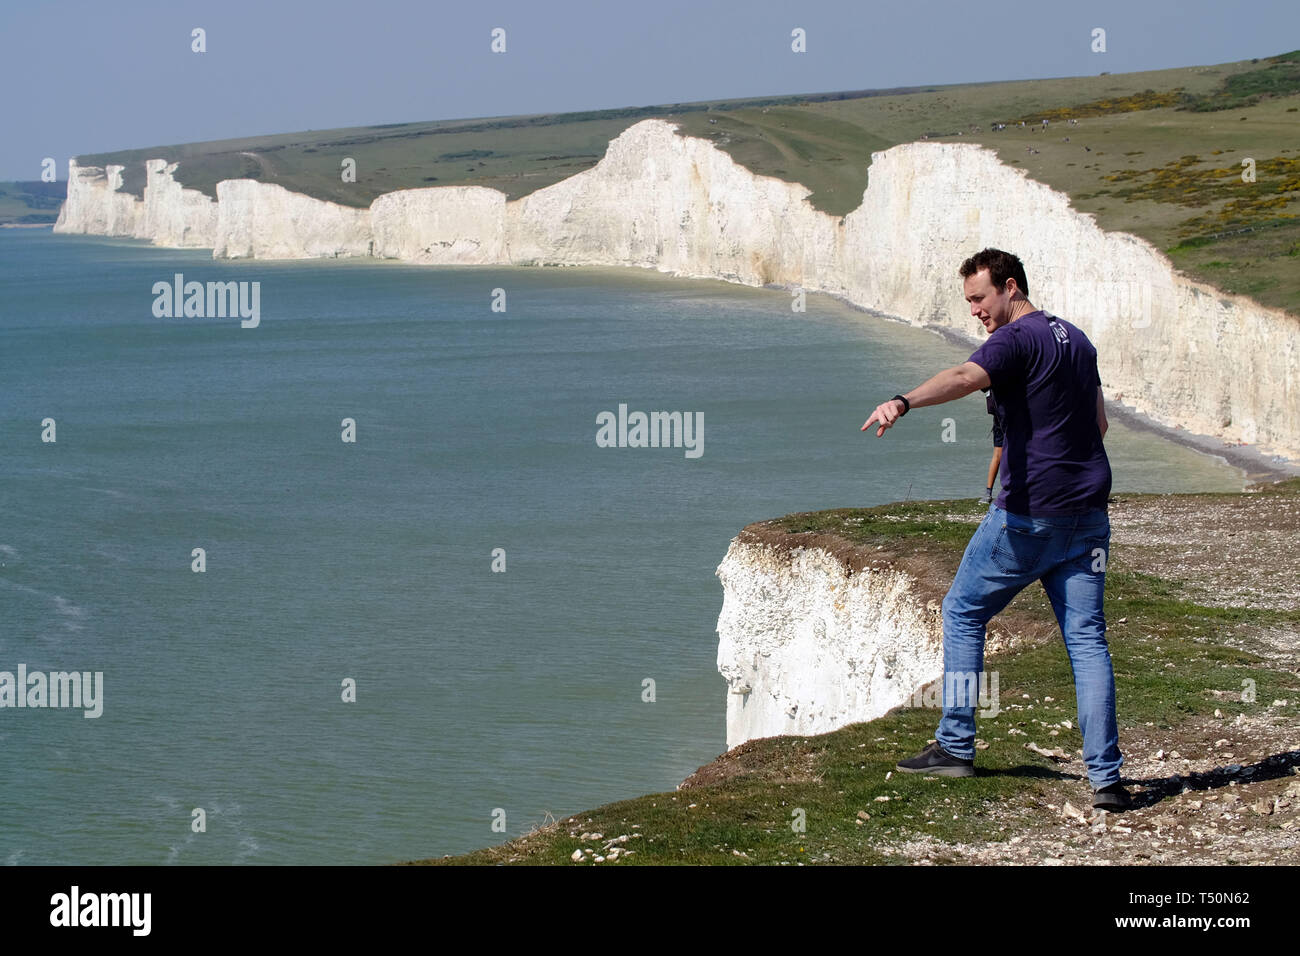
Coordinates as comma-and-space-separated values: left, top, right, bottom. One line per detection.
861, 362, 992, 437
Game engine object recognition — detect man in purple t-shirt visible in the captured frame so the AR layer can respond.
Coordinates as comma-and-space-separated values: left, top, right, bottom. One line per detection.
861, 247, 1129, 812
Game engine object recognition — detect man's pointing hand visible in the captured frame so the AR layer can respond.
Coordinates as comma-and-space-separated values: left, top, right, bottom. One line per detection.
862, 398, 907, 437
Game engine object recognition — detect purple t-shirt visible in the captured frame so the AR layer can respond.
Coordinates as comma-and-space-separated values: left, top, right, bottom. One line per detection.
967, 310, 1111, 516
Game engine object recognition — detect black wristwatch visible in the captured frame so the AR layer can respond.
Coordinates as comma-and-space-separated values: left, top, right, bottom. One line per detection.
892, 394, 910, 414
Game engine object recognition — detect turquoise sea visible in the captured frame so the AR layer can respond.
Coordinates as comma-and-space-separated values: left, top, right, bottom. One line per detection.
0, 229, 1247, 864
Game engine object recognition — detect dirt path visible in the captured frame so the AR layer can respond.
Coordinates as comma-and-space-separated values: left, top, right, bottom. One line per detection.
1108, 488, 1300, 611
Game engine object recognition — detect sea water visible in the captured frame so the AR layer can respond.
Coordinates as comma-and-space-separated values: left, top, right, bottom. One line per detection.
0, 229, 1246, 864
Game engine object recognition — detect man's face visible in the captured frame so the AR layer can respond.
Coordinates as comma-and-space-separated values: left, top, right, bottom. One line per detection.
964, 268, 1015, 334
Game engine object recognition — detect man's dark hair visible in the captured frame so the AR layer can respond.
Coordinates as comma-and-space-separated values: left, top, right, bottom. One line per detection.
959, 248, 1029, 297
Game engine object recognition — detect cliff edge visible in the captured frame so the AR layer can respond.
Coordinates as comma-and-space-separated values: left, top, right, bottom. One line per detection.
406, 479, 1300, 865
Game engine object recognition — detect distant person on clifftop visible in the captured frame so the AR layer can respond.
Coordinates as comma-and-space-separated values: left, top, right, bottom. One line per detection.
978, 389, 1004, 505
860, 247, 1129, 812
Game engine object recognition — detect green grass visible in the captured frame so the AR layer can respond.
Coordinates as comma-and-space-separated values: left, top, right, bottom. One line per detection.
0, 180, 63, 224
407, 481, 1300, 865
1179, 50, 1300, 111
408, 596, 1297, 864
773, 496, 991, 549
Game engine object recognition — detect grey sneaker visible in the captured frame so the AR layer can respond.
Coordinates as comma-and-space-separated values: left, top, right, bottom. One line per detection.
977, 488, 993, 505
896, 741, 975, 777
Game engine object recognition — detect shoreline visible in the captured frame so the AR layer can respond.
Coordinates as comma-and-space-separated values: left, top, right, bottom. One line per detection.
1099, 399, 1300, 488
6, 225, 1288, 482
11, 230, 1289, 484
786, 282, 1300, 487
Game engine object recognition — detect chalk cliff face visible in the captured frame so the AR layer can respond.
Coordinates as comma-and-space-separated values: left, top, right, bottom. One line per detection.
370, 186, 506, 263
138, 160, 217, 248
55, 161, 368, 259
56, 159, 216, 245
55, 160, 142, 237
54, 118, 1300, 461
506, 124, 839, 286
213, 180, 372, 259
715, 538, 944, 749
839, 144, 1298, 461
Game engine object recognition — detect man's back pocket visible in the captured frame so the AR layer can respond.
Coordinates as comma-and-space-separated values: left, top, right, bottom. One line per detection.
990, 515, 1054, 575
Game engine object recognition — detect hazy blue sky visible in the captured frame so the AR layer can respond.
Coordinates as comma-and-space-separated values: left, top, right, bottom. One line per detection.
2, 0, 1296, 180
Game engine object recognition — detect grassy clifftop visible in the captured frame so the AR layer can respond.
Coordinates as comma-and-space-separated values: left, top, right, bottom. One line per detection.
405, 478, 1300, 865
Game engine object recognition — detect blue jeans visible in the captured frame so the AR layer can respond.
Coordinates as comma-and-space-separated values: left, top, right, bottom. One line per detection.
935, 503, 1123, 789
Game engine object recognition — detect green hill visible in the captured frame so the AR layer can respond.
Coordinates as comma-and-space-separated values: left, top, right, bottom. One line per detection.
0, 180, 64, 225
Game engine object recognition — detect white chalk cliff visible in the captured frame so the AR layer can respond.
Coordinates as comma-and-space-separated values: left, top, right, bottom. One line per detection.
56, 161, 143, 238
55, 118, 1300, 462
214, 179, 371, 260
138, 160, 218, 248
715, 538, 945, 748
